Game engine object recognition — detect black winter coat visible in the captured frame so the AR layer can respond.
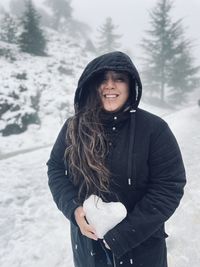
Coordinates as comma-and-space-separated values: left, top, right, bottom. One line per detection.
47, 52, 186, 267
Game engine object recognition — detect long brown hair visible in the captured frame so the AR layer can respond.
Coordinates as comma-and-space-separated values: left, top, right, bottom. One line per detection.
65, 80, 111, 202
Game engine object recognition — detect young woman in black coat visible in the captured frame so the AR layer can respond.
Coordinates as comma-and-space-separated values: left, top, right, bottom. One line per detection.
47, 51, 186, 267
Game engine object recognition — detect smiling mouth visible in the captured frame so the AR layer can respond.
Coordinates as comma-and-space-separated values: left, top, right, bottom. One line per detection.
103, 94, 119, 98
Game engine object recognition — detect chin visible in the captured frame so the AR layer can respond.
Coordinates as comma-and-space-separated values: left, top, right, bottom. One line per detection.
103, 105, 121, 112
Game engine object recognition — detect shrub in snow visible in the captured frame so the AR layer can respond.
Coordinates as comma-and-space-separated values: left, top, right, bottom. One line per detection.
15, 72, 27, 80
57, 65, 73, 76
1, 111, 40, 136
0, 46, 16, 62
0, 85, 41, 136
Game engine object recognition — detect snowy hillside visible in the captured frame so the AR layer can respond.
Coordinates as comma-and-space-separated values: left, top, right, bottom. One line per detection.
0, 30, 95, 156
0, 104, 199, 267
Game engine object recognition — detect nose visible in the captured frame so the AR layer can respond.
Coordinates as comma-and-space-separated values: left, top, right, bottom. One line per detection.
105, 78, 115, 89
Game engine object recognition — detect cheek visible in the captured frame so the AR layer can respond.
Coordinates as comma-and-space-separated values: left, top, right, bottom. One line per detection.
124, 87, 130, 100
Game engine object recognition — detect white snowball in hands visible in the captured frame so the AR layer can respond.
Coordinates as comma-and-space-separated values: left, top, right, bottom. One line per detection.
83, 195, 127, 239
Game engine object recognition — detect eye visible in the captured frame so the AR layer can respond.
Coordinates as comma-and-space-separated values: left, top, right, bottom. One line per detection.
115, 76, 125, 82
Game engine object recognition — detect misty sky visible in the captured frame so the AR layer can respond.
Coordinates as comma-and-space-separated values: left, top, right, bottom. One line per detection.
1, 0, 200, 64
73, 0, 200, 64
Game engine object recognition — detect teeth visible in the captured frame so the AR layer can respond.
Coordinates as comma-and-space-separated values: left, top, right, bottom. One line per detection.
104, 94, 118, 98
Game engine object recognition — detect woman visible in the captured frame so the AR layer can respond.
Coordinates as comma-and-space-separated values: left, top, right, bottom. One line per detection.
47, 51, 186, 267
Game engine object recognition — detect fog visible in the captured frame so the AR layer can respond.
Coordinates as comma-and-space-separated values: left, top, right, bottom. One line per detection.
1, 0, 200, 63
73, 0, 200, 62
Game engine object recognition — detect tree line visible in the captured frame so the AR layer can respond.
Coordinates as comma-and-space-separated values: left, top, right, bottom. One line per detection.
0, 0, 199, 135
1, 0, 198, 103
0, 0, 121, 56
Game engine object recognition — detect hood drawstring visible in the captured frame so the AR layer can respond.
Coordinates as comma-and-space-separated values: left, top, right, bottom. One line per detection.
127, 109, 136, 187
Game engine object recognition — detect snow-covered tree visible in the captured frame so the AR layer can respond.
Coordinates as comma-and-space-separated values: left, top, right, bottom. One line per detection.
0, 12, 18, 44
97, 17, 122, 54
168, 39, 200, 104
45, 0, 72, 30
141, 0, 199, 103
18, 0, 47, 56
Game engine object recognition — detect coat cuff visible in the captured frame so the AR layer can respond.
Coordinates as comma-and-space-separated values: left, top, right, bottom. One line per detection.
104, 227, 127, 258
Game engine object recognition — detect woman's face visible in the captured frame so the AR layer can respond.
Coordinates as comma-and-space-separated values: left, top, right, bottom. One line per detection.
98, 70, 130, 112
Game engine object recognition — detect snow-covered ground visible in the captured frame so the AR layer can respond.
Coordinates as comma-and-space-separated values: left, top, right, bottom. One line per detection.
0, 104, 199, 267
165, 105, 200, 267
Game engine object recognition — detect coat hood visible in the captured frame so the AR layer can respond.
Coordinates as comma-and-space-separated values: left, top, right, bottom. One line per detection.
74, 51, 142, 111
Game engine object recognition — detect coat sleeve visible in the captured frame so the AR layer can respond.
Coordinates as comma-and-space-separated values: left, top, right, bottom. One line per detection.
104, 122, 186, 258
46, 120, 79, 225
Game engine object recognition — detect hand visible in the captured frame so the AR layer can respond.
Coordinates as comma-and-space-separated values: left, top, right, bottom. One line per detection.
103, 239, 111, 250
74, 206, 98, 241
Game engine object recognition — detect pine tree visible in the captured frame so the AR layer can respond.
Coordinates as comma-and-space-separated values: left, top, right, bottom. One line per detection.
45, 0, 72, 30
18, 0, 46, 56
0, 12, 18, 43
141, 0, 199, 103
97, 17, 122, 54
168, 39, 200, 104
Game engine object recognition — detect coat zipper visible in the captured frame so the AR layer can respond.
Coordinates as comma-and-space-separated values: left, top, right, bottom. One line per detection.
112, 253, 117, 267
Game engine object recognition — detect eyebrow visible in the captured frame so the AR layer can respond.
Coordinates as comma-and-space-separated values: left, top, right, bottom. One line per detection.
103, 71, 129, 77
112, 71, 127, 75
